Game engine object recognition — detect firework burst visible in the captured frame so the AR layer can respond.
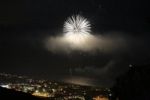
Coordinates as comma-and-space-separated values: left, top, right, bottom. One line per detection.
63, 15, 93, 47
64, 15, 91, 35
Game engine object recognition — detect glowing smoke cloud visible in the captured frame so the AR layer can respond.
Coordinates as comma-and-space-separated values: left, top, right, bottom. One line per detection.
45, 15, 126, 53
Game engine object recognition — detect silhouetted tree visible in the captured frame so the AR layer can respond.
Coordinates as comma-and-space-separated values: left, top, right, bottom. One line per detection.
112, 64, 150, 100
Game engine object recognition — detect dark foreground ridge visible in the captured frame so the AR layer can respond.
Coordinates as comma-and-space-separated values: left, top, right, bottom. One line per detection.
0, 87, 44, 100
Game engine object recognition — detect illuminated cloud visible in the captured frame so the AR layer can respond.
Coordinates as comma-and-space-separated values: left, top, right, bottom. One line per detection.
45, 34, 126, 54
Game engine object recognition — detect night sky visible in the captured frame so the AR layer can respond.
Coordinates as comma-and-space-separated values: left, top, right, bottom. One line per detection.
0, 0, 150, 87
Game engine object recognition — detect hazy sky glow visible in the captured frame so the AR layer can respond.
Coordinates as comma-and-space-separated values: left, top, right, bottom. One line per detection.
44, 15, 129, 87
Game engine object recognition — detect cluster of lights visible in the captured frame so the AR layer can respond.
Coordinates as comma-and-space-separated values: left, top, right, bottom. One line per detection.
0, 73, 111, 99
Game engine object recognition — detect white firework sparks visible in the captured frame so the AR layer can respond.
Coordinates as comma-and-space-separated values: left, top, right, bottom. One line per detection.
64, 15, 91, 35
63, 15, 94, 47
